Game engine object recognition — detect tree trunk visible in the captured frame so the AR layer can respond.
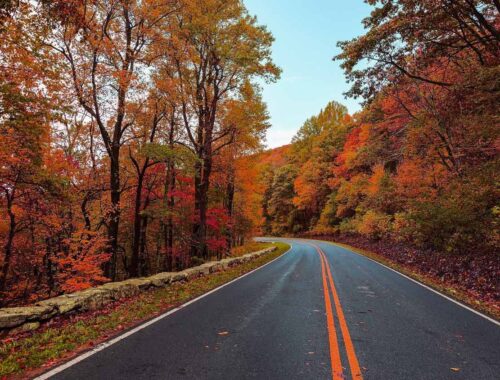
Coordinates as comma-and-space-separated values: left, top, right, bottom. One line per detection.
139, 213, 149, 275
224, 168, 235, 255
191, 157, 202, 259
0, 194, 16, 293
191, 150, 212, 260
130, 170, 145, 278
107, 147, 121, 280
164, 160, 175, 271
163, 117, 176, 271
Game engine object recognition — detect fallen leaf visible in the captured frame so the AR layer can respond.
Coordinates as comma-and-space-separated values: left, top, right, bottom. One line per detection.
218, 331, 229, 336
450, 368, 460, 372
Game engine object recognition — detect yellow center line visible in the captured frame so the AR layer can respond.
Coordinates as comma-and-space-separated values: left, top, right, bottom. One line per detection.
318, 245, 344, 380
316, 244, 363, 379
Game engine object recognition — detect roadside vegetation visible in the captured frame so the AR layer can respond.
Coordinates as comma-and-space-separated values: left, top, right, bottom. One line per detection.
231, 242, 275, 257
0, 0, 280, 307
0, 242, 289, 378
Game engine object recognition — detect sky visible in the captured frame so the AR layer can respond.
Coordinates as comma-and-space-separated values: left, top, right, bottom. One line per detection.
243, 0, 373, 148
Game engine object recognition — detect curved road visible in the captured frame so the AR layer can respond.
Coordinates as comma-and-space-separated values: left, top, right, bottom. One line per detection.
41, 238, 499, 380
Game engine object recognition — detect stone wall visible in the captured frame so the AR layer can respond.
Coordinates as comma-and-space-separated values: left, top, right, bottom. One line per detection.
0, 247, 276, 334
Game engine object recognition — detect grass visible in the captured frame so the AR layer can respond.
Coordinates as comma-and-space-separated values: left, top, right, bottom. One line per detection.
316, 239, 500, 321
231, 241, 274, 257
0, 242, 290, 379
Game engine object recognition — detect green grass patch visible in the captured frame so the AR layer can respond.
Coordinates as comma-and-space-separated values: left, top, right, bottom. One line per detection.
0, 242, 290, 378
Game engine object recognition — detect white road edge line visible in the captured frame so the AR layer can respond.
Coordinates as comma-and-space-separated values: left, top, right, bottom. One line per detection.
312, 239, 500, 327
35, 243, 293, 380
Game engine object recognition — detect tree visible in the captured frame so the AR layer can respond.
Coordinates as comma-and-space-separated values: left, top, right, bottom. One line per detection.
162, 0, 280, 258
0, 0, 278, 304
291, 102, 351, 229
45, 0, 178, 279
127, 95, 169, 277
335, 0, 500, 101
266, 165, 299, 235
217, 81, 270, 250
0, 2, 59, 292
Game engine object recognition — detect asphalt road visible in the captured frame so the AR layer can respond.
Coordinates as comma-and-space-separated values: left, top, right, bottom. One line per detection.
43, 238, 500, 380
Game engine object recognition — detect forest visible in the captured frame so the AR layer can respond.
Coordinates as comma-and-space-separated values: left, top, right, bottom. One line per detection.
1, 0, 499, 308
0, 0, 280, 305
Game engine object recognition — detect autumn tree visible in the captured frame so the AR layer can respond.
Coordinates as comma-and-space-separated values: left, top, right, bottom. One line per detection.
125, 94, 169, 277
263, 165, 299, 235
291, 101, 351, 230
0, 0, 278, 305
0, 1, 60, 293
162, 0, 280, 259
336, 0, 500, 101
42, 0, 178, 279
216, 81, 270, 250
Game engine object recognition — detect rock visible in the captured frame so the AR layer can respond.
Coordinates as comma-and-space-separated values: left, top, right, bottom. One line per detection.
12, 321, 40, 333
0, 310, 27, 329
52, 287, 115, 313
38, 293, 87, 314
73, 289, 113, 311
121, 278, 152, 290
197, 263, 215, 275
149, 272, 174, 287
97, 282, 140, 299
208, 262, 223, 273
182, 267, 203, 279
171, 271, 188, 282
0, 305, 54, 329
219, 259, 232, 269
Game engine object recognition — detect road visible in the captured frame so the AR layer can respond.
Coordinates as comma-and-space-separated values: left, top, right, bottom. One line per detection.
41, 238, 500, 380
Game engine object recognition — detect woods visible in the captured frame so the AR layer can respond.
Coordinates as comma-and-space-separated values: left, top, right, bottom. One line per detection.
0, 0, 279, 305
240, 1, 499, 258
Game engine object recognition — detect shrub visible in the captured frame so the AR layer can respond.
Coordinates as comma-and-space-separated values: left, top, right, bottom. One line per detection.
406, 176, 497, 253
392, 212, 417, 243
356, 210, 392, 240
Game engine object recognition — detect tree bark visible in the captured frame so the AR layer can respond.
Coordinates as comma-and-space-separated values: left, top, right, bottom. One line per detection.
164, 158, 175, 271
106, 146, 121, 280
0, 192, 16, 293
130, 169, 145, 278
139, 207, 149, 275
224, 167, 235, 255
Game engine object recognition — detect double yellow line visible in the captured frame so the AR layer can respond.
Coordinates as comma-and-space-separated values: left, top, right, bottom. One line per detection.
313, 243, 363, 380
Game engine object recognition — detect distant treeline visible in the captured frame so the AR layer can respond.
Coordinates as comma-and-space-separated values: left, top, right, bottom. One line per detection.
240, 0, 499, 255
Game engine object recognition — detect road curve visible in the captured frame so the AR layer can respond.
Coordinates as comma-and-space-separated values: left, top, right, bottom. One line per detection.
42, 238, 499, 380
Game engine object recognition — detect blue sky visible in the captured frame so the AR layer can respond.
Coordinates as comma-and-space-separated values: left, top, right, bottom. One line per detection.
243, 0, 373, 148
